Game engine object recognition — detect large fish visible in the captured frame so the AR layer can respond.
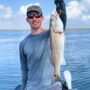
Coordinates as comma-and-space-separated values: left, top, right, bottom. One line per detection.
49, 11, 65, 83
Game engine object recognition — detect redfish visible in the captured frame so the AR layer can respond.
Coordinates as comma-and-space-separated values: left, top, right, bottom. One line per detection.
50, 11, 65, 83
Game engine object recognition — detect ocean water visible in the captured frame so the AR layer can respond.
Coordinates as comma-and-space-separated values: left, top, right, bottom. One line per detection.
0, 30, 90, 90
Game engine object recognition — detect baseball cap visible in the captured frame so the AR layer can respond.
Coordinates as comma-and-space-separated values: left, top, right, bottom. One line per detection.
27, 5, 42, 15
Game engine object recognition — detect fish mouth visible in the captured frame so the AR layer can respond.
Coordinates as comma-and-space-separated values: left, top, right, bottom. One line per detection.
55, 11, 59, 16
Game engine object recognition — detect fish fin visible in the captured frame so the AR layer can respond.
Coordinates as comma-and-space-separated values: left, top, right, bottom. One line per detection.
61, 57, 66, 65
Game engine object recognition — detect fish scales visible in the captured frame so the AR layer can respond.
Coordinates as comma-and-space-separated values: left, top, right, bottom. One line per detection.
50, 12, 65, 82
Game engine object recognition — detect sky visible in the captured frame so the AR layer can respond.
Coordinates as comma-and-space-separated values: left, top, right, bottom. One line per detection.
0, 0, 90, 29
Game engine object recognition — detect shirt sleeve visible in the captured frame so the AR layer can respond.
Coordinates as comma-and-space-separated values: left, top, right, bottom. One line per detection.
19, 42, 28, 90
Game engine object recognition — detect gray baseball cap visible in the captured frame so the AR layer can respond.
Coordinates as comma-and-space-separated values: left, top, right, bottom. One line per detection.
27, 5, 42, 15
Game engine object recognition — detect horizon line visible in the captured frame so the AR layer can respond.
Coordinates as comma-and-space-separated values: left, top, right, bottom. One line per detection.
0, 28, 90, 30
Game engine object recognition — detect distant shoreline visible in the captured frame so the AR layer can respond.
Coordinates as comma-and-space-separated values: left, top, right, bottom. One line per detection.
66, 28, 90, 30
0, 28, 30, 30
0, 28, 90, 30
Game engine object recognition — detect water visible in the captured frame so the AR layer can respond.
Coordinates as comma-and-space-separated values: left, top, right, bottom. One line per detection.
0, 30, 90, 90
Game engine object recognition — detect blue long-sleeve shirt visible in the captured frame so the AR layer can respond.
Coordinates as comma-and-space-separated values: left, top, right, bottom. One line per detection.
19, 30, 54, 90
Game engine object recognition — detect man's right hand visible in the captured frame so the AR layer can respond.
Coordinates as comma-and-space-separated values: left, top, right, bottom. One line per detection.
54, 0, 67, 30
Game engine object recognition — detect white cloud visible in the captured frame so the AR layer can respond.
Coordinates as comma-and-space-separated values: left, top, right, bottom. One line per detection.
0, 5, 4, 11
82, 15, 90, 20
0, 5, 13, 20
66, 0, 90, 20
19, 2, 40, 16
81, 0, 90, 9
19, 5, 27, 15
29, 2, 40, 6
44, 15, 50, 24
66, 1, 83, 19
4, 7, 13, 19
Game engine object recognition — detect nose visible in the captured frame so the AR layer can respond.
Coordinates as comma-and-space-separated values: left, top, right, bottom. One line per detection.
32, 16, 37, 20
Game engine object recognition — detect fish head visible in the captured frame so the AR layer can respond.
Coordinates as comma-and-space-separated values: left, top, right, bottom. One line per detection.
50, 11, 64, 32
50, 11, 59, 28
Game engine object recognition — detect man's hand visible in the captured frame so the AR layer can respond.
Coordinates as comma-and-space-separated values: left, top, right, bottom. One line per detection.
54, 0, 67, 30
54, 0, 64, 15
54, 0, 63, 4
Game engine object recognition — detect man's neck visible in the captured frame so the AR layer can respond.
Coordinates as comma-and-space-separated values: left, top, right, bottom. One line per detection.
31, 27, 45, 35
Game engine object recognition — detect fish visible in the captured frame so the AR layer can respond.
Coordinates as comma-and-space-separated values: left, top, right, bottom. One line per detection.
49, 11, 65, 83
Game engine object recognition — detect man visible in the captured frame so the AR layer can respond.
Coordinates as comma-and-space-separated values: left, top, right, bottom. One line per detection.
19, 1, 66, 90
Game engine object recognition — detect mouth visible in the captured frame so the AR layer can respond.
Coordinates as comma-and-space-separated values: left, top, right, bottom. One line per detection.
32, 21, 39, 25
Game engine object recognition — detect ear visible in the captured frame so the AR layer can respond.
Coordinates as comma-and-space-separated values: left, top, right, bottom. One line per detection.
26, 17, 29, 23
41, 16, 44, 22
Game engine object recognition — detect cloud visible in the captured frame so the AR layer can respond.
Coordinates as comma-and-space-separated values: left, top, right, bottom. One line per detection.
4, 7, 13, 19
44, 15, 50, 24
0, 5, 4, 11
19, 2, 40, 16
19, 5, 27, 15
82, 15, 90, 21
66, 0, 90, 21
66, 1, 83, 19
81, 0, 90, 9
0, 5, 13, 20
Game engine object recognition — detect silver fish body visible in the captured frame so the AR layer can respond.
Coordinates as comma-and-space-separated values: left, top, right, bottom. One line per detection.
49, 12, 65, 82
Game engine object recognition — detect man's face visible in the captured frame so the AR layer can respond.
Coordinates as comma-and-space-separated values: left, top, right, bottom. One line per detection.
27, 11, 43, 29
